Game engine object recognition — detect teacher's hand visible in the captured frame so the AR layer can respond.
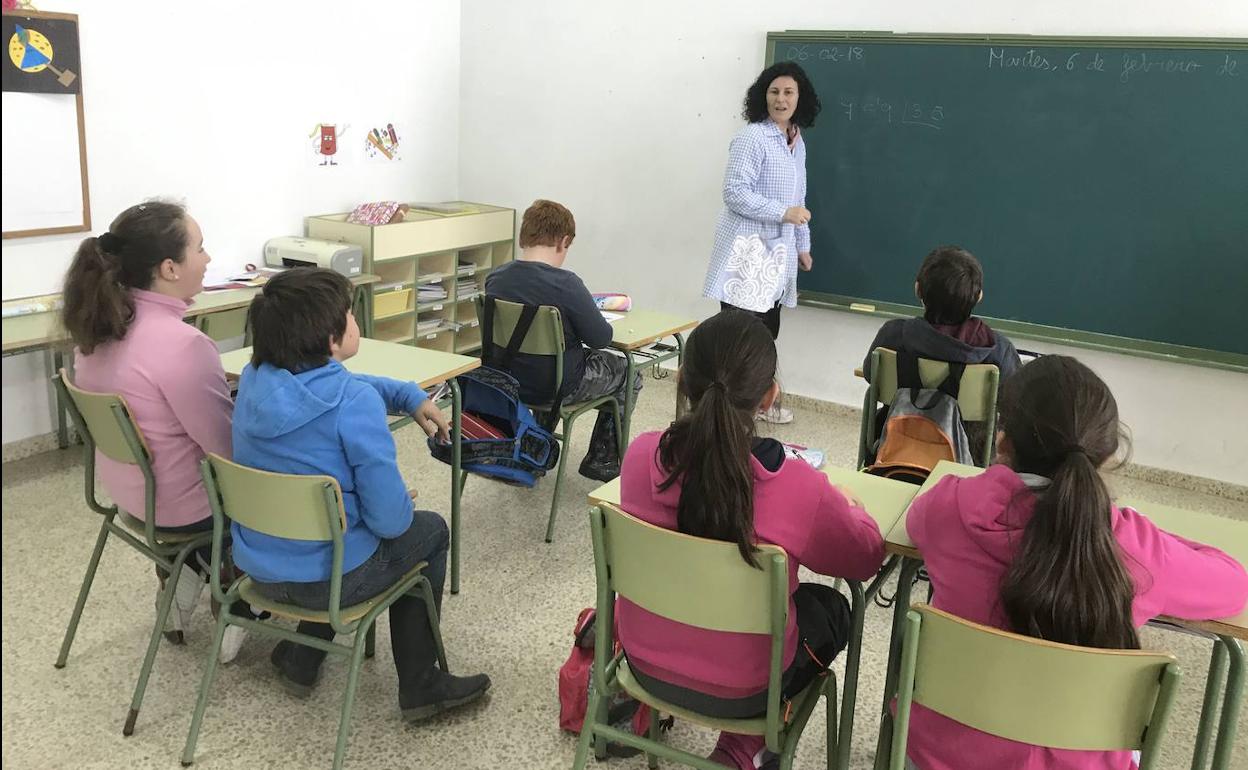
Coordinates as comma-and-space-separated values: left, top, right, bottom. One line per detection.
782, 206, 812, 226
799, 251, 813, 271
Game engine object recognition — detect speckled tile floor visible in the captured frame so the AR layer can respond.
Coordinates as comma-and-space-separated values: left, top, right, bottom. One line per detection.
3, 373, 1245, 769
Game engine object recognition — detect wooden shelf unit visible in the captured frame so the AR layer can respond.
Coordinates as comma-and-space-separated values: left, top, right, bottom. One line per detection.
306, 202, 515, 355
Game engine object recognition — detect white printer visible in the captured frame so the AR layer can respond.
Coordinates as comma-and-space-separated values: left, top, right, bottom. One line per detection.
263, 237, 363, 277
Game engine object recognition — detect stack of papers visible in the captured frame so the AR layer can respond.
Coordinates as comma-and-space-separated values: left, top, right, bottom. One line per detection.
457, 260, 477, 275
418, 285, 448, 304
456, 278, 479, 299
416, 319, 444, 335
205, 268, 283, 291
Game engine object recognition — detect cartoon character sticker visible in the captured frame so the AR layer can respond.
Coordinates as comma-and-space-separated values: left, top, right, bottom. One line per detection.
310, 123, 348, 166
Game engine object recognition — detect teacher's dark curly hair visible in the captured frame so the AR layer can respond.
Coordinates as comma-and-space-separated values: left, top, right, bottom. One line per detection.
741, 61, 821, 128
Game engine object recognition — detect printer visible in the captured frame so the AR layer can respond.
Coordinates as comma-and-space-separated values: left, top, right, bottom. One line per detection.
263, 236, 363, 277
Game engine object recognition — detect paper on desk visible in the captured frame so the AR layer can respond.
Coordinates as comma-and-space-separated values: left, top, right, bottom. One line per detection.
601, 311, 625, 323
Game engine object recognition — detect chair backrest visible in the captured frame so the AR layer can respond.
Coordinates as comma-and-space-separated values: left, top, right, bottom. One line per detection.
201, 453, 346, 542
55, 370, 151, 466
899, 605, 1179, 757
194, 307, 249, 342
871, 348, 999, 421
477, 294, 569, 400
594, 502, 787, 636
476, 294, 566, 353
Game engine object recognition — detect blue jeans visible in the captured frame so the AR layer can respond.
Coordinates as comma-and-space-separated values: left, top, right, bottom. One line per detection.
254, 509, 449, 689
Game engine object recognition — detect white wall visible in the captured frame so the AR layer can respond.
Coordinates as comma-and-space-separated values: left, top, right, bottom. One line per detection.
1, 0, 461, 443
459, 0, 1248, 485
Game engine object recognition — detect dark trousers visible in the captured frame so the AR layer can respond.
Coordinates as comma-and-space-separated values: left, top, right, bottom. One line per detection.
721, 301, 781, 340
629, 583, 851, 719
253, 509, 449, 696
560, 349, 643, 462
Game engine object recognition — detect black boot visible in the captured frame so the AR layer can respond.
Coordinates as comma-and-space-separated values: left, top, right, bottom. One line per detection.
578, 410, 621, 482
391, 593, 491, 721
270, 622, 333, 698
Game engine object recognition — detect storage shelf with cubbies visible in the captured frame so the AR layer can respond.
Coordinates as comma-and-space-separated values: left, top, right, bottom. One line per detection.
306, 202, 515, 355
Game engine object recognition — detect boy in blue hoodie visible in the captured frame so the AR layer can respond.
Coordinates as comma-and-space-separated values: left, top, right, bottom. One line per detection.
231, 267, 490, 720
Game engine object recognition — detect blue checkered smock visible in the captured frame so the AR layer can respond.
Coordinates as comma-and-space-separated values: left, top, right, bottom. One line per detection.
703, 119, 810, 309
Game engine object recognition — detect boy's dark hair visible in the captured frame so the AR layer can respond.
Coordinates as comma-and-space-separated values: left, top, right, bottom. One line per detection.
249, 267, 351, 372
742, 61, 821, 128
62, 200, 189, 354
915, 245, 984, 325
519, 199, 576, 249
657, 310, 779, 568
997, 355, 1139, 650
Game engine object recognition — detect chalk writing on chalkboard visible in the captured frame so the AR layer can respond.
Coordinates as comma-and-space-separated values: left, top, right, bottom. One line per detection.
984, 47, 1237, 84
784, 45, 865, 65
839, 95, 945, 130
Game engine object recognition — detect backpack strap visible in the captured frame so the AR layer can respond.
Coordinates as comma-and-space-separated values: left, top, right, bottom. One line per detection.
898, 349, 964, 400
482, 295, 540, 371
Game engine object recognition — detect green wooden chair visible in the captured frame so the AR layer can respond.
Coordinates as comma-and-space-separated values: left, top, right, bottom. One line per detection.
51, 370, 214, 737
476, 295, 624, 543
193, 307, 250, 343
181, 453, 447, 770
890, 604, 1181, 770
576, 503, 856, 770
857, 347, 1000, 470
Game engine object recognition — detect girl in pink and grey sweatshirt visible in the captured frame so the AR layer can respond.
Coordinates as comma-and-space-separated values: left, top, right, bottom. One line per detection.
615, 310, 885, 770
903, 355, 1248, 770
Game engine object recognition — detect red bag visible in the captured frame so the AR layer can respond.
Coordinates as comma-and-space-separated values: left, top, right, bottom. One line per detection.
558, 607, 658, 752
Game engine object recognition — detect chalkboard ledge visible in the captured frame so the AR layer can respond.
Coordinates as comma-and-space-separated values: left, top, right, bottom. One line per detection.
798, 292, 1248, 374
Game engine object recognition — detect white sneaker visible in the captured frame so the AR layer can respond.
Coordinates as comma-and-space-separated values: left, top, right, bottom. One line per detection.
755, 404, 794, 424
218, 625, 248, 664
173, 564, 205, 630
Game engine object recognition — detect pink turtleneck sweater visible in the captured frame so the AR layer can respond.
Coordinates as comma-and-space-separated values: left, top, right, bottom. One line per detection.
73, 289, 233, 528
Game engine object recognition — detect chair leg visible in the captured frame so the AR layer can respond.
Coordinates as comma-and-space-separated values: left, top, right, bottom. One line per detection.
1191, 639, 1228, 770
125, 546, 191, 736
55, 518, 111, 668
364, 624, 376, 659
646, 708, 661, 769
572, 686, 602, 770
546, 413, 578, 544
333, 635, 369, 770
180, 610, 231, 766
419, 578, 449, 672
1211, 637, 1244, 770
826, 675, 840, 770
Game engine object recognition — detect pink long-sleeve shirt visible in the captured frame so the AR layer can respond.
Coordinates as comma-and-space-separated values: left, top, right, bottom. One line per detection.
905, 465, 1248, 770
73, 289, 233, 528
616, 431, 886, 697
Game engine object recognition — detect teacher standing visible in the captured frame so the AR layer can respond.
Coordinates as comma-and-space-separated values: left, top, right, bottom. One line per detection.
703, 61, 821, 424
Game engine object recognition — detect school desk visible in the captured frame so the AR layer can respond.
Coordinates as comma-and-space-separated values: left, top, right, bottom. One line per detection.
220, 337, 480, 594
2, 275, 379, 450
606, 308, 698, 442
872, 460, 1248, 770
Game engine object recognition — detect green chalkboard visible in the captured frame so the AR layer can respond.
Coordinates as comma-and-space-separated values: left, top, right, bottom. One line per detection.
770, 33, 1248, 370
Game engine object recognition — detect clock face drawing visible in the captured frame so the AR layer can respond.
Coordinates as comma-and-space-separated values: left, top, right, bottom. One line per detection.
9, 25, 54, 73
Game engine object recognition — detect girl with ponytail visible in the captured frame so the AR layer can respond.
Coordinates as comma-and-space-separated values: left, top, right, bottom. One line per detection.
615, 309, 885, 770
64, 201, 248, 661
904, 355, 1248, 770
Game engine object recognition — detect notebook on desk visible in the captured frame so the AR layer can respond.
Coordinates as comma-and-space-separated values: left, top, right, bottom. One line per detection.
824, 460, 985, 548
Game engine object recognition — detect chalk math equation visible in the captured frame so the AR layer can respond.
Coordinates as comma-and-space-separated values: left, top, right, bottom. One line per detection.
838, 95, 945, 130
987, 48, 1241, 83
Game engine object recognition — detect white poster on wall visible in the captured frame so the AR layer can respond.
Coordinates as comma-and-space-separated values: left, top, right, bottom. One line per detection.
1, 91, 84, 232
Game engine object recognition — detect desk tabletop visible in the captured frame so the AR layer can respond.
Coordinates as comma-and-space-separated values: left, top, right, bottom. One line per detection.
2, 274, 380, 355
609, 309, 698, 351
221, 337, 480, 389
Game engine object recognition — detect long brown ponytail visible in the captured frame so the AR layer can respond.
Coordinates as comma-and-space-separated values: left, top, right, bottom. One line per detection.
998, 356, 1139, 649
657, 310, 778, 567
61, 201, 189, 354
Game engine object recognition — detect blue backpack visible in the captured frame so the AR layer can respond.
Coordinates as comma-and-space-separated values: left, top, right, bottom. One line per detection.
427, 366, 560, 487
